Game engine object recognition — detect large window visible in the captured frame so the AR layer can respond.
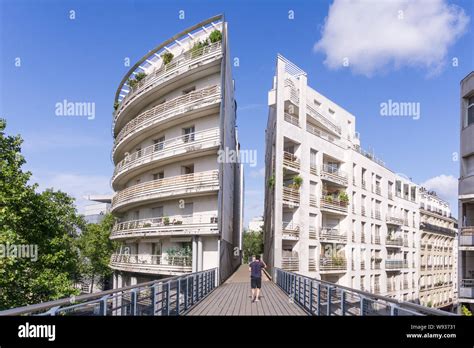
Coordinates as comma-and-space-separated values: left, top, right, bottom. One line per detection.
465, 96, 474, 128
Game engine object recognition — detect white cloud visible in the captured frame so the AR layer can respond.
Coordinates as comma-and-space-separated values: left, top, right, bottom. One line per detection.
31, 172, 112, 214
420, 174, 458, 202
249, 167, 265, 178
314, 0, 469, 76
22, 132, 110, 153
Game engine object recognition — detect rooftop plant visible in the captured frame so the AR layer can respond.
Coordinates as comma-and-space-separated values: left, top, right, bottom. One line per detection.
161, 52, 174, 65
209, 29, 222, 43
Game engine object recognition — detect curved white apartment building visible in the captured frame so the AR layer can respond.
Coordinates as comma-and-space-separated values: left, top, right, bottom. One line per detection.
264, 55, 424, 302
109, 15, 243, 288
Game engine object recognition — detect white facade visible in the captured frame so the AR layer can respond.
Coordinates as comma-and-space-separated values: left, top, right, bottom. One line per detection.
418, 188, 457, 309
109, 15, 243, 287
264, 55, 427, 302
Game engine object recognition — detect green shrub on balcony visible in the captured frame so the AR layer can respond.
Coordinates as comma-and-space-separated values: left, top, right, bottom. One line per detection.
190, 40, 210, 58
127, 72, 147, 91
161, 52, 174, 65
135, 72, 147, 81
163, 217, 170, 225
461, 305, 472, 316
209, 29, 222, 43
332, 255, 344, 266
291, 175, 303, 189
143, 222, 151, 228
113, 101, 120, 111
338, 191, 349, 204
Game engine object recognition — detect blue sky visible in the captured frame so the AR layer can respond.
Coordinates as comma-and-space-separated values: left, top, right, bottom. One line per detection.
1, 0, 473, 226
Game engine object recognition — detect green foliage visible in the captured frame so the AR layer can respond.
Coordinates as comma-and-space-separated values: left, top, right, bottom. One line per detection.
0, 119, 87, 309
77, 214, 118, 292
113, 101, 120, 111
461, 305, 473, 316
161, 52, 174, 65
127, 72, 147, 91
209, 30, 222, 43
134, 72, 147, 82
163, 216, 170, 225
190, 40, 209, 58
292, 175, 303, 189
243, 230, 263, 262
166, 245, 191, 258
268, 175, 275, 189
338, 191, 349, 203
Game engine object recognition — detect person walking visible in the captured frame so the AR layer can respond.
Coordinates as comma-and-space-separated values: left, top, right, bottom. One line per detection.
249, 254, 266, 302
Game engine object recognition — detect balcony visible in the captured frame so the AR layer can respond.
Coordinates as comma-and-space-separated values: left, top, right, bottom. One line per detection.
388, 192, 393, 200
385, 260, 407, 270
306, 103, 342, 136
373, 236, 381, 245
308, 259, 317, 272
284, 112, 300, 127
284, 78, 299, 105
282, 151, 300, 171
310, 164, 317, 176
112, 128, 220, 188
362, 180, 367, 190
110, 213, 218, 240
113, 85, 221, 158
320, 164, 348, 186
110, 253, 192, 276
281, 256, 299, 271
306, 122, 344, 147
320, 197, 348, 214
309, 194, 317, 208
282, 221, 300, 240
460, 279, 474, 298
361, 206, 366, 217
386, 237, 403, 247
460, 226, 474, 246
373, 186, 381, 196
309, 226, 317, 240
114, 41, 223, 129
319, 228, 347, 243
360, 261, 365, 270
282, 186, 300, 207
372, 210, 381, 220
319, 257, 347, 272
111, 170, 219, 213
386, 215, 404, 226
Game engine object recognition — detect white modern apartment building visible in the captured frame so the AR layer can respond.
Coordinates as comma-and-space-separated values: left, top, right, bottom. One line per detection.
83, 195, 112, 224
418, 188, 457, 309
459, 71, 474, 312
264, 55, 422, 302
109, 15, 243, 288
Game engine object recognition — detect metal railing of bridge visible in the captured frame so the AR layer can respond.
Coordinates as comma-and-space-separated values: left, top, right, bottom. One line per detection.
274, 268, 457, 316
0, 268, 217, 316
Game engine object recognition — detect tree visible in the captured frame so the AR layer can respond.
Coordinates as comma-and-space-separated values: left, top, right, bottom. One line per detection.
0, 119, 86, 309
242, 229, 263, 263
77, 213, 118, 292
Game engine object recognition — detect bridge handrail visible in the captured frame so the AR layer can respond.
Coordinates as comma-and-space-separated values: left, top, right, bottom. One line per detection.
0, 268, 217, 316
274, 268, 456, 316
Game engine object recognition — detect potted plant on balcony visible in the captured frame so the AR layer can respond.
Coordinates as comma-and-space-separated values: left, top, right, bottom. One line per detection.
332, 255, 344, 267
161, 52, 174, 65
174, 220, 183, 225
190, 40, 209, 59
135, 72, 147, 82
291, 175, 303, 190
338, 191, 349, 205
209, 29, 222, 43
163, 217, 170, 226
143, 222, 152, 228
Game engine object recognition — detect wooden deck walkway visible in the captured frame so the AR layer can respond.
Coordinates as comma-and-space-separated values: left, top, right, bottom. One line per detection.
186, 265, 307, 316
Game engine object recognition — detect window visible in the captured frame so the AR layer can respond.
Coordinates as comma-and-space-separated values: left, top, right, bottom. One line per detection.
154, 136, 165, 151
182, 86, 196, 95
463, 154, 474, 177
465, 96, 474, 128
181, 165, 194, 175
153, 171, 164, 181
314, 99, 321, 107
183, 126, 195, 143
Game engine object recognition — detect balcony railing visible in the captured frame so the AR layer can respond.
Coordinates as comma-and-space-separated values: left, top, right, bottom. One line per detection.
373, 236, 381, 245
306, 122, 343, 147
372, 210, 381, 220
319, 228, 347, 243
386, 237, 403, 247
283, 151, 300, 171
386, 215, 404, 225
362, 180, 366, 190
111, 213, 218, 239
114, 41, 222, 123
306, 103, 341, 135
285, 78, 300, 105
385, 260, 407, 270
113, 128, 219, 182
308, 259, 317, 272
320, 164, 348, 186
110, 253, 192, 275
460, 226, 474, 246
282, 221, 300, 239
310, 164, 317, 176
284, 112, 300, 127
309, 194, 317, 207
309, 226, 317, 240
111, 170, 219, 211
282, 256, 299, 271
282, 186, 300, 206
319, 257, 347, 271
374, 186, 381, 195
320, 197, 348, 213
388, 192, 393, 200
361, 206, 366, 216
114, 85, 221, 151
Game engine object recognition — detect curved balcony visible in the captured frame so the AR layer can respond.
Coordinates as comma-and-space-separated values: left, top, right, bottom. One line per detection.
110, 253, 192, 276
114, 41, 223, 132
113, 85, 221, 160
111, 170, 219, 213
110, 213, 218, 240
112, 128, 220, 189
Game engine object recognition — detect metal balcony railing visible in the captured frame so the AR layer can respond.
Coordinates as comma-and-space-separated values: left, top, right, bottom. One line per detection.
111, 253, 192, 268
372, 210, 381, 220
284, 112, 300, 127
113, 128, 220, 182
306, 103, 342, 135
114, 85, 221, 151
309, 226, 317, 240
309, 194, 317, 207
282, 186, 300, 206
284, 78, 300, 105
275, 269, 456, 316
283, 151, 300, 171
319, 228, 347, 243
111, 170, 219, 211
320, 197, 348, 213
0, 268, 217, 316
310, 164, 317, 176
385, 260, 408, 270
320, 164, 348, 186
386, 237, 403, 247
306, 122, 343, 147
111, 213, 219, 239
114, 41, 222, 123
308, 259, 317, 272
282, 256, 299, 271
386, 215, 404, 225
319, 257, 347, 271
282, 221, 300, 239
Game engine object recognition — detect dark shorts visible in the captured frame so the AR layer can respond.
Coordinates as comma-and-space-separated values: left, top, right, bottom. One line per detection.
251, 276, 262, 289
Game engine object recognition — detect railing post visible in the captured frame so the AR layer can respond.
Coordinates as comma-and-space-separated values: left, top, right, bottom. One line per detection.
341, 290, 346, 316
184, 277, 189, 311
309, 280, 314, 315
176, 279, 181, 315
304, 278, 307, 309
165, 282, 170, 316
327, 285, 332, 316
131, 289, 138, 316
360, 296, 365, 316
152, 284, 157, 315
44, 306, 61, 316
317, 283, 321, 316
390, 304, 399, 316
99, 294, 109, 316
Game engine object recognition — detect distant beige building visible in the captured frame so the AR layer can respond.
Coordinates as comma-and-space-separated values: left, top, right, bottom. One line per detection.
418, 188, 457, 309
248, 216, 264, 232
